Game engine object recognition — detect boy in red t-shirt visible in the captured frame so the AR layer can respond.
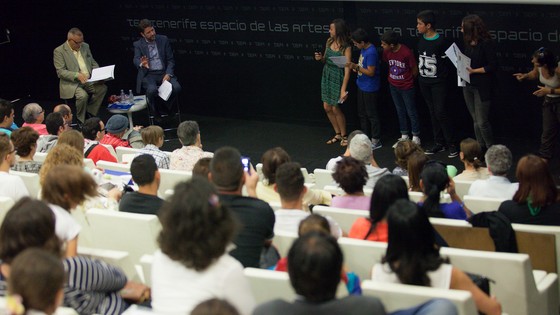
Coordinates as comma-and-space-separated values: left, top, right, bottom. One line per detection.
381, 30, 421, 148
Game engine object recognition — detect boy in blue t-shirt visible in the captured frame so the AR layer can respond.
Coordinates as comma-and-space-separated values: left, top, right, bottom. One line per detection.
346, 28, 382, 149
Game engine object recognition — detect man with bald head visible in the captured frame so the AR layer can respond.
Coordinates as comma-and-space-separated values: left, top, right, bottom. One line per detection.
53, 27, 107, 124
54, 104, 74, 130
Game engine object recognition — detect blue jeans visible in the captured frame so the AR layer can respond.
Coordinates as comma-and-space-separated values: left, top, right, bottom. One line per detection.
390, 85, 420, 136
391, 298, 458, 315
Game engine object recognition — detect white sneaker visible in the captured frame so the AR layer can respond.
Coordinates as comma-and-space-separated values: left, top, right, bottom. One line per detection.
392, 136, 409, 148
412, 136, 421, 146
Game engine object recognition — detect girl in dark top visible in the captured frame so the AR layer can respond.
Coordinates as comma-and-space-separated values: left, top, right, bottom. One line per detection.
499, 154, 560, 225
460, 14, 497, 150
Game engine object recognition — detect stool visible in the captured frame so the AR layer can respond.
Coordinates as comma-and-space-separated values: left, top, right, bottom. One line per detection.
107, 95, 148, 129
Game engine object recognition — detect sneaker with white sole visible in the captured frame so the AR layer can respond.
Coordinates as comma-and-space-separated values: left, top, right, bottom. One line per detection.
448, 145, 459, 158
392, 137, 408, 148
425, 144, 446, 155
372, 140, 382, 150
412, 136, 421, 146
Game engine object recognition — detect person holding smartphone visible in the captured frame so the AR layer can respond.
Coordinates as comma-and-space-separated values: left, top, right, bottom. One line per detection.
315, 18, 352, 146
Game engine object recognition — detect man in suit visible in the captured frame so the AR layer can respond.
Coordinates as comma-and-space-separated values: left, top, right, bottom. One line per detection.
53, 28, 107, 124
133, 19, 181, 117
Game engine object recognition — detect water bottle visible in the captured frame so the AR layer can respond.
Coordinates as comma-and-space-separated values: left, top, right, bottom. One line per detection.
120, 89, 126, 103
128, 89, 134, 103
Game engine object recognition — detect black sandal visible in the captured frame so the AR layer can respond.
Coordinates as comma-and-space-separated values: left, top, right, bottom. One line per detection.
340, 135, 348, 146
326, 133, 342, 144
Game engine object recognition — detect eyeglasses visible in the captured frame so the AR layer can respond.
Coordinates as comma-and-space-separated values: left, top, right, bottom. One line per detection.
70, 38, 84, 45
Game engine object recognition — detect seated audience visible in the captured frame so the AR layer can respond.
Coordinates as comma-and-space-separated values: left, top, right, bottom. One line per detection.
137, 125, 170, 169
256, 147, 331, 210
7, 248, 65, 315
454, 138, 489, 181
170, 121, 213, 171
325, 130, 364, 171
0, 99, 15, 137
81, 117, 117, 164
193, 157, 212, 178
392, 139, 422, 176
38, 144, 83, 187
53, 104, 73, 130
21, 102, 47, 135
371, 199, 501, 315
407, 151, 429, 192
10, 127, 42, 173
349, 174, 408, 242
468, 144, 518, 199
331, 156, 370, 210
58, 130, 85, 155
209, 146, 274, 268
419, 161, 471, 220
349, 134, 390, 189
100, 114, 142, 150
0, 197, 127, 314
191, 299, 240, 315
273, 162, 341, 237
152, 177, 255, 315
37, 112, 65, 153
119, 154, 164, 215
0, 133, 29, 201
499, 154, 560, 225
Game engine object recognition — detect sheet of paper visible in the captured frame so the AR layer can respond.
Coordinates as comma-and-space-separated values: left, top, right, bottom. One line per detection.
329, 56, 348, 68
445, 43, 460, 68
457, 52, 471, 84
87, 65, 115, 82
158, 80, 172, 101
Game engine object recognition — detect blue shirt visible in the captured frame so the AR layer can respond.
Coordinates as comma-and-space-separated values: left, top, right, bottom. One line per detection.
440, 201, 468, 220
356, 45, 380, 93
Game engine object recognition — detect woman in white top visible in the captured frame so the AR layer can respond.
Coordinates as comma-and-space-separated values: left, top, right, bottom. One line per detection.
371, 199, 501, 315
152, 177, 255, 315
514, 47, 560, 160
454, 138, 489, 181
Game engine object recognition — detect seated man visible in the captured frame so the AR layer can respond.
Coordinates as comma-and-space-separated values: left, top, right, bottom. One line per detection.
209, 146, 274, 268
53, 28, 107, 124
21, 103, 47, 135
170, 121, 213, 171
81, 117, 117, 164
100, 115, 142, 150
349, 134, 390, 189
137, 125, 170, 169
326, 130, 364, 171
53, 104, 74, 130
119, 154, 164, 215
36, 112, 65, 153
0, 99, 16, 137
133, 19, 181, 117
0, 133, 29, 201
468, 144, 518, 199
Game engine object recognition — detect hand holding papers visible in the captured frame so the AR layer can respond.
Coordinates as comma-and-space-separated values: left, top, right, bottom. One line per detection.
87, 65, 115, 82
158, 80, 172, 101
329, 56, 348, 68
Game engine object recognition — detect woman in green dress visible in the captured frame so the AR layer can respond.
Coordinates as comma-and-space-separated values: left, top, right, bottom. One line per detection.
315, 18, 352, 146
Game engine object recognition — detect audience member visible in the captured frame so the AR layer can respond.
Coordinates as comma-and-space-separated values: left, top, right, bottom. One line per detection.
349, 174, 408, 242
419, 161, 471, 220
325, 130, 364, 171
467, 144, 518, 198
7, 248, 65, 315
192, 157, 212, 178
0, 99, 15, 137
21, 103, 47, 135
119, 154, 164, 215
392, 139, 422, 176
137, 125, 170, 169
53, 104, 73, 130
191, 299, 240, 315
0, 197, 127, 314
0, 133, 29, 201
10, 127, 42, 173
170, 121, 213, 171
331, 156, 370, 210
372, 199, 501, 315
152, 177, 255, 315
454, 138, 489, 181
58, 130, 85, 155
100, 115, 139, 149
256, 147, 331, 210
254, 232, 387, 315
349, 134, 390, 188
81, 117, 117, 164
407, 151, 429, 192
38, 143, 83, 186
209, 146, 274, 268
499, 154, 560, 225
37, 112, 65, 153
273, 162, 341, 237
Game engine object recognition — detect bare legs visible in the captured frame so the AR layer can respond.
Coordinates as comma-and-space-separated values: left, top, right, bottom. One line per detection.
324, 102, 347, 144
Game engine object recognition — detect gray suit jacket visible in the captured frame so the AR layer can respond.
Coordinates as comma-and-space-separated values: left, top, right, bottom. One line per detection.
53, 41, 99, 99
133, 35, 176, 93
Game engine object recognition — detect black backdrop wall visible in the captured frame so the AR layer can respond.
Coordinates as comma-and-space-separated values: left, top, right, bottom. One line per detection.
1, 1, 559, 140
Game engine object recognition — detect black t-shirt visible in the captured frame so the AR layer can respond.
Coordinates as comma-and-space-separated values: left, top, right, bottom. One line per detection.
417, 33, 450, 83
119, 191, 164, 216
218, 194, 275, 268
498, 200, 560, 226
253, 296, 387, 315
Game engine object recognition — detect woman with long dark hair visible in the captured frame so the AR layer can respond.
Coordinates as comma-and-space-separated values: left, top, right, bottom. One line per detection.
314, 18, 352, 146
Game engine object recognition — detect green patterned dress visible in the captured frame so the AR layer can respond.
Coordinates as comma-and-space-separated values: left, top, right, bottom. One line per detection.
321, 47, 345, 106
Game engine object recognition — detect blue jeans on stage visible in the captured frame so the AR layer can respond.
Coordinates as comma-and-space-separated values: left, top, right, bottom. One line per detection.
390, 85, 420, 136
391, 298, 458, 315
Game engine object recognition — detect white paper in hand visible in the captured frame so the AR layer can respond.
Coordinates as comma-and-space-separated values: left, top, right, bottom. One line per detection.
329, 56, 348, 68
158, 80, 172, 101
87, 65, 115, 82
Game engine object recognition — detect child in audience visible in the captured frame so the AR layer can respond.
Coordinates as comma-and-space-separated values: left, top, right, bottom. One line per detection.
137, 125, 170, 169
331, 157, 370, 210
454, 138, 489, 181
349, 175, 408, 242
392, 139, 422, 176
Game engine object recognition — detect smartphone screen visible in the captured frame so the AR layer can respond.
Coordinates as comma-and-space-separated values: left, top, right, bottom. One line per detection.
241, 157, 250, 174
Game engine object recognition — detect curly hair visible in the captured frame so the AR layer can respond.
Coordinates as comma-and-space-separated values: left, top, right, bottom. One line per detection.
158, 177, 239, 271
394, 139, 423, 170
332, 157, 368, 194
42, 165, 98, 211
10, 127, 39, 158
39, 144, 84, 186
462, 14, 491, 46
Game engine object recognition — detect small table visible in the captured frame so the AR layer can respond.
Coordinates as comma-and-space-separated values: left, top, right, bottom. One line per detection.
107, 95, 147, 129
